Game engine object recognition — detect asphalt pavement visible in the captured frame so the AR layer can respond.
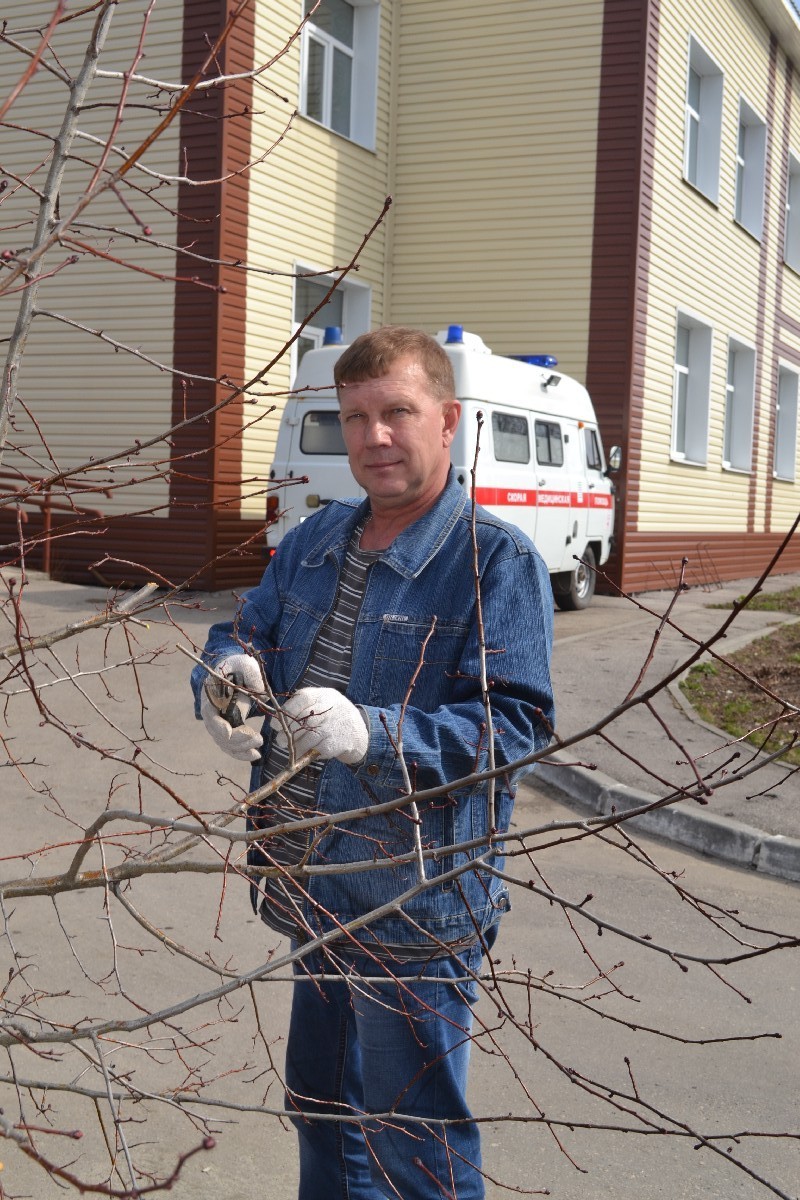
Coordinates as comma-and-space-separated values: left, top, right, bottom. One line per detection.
2, 562, 799, 884
541, 568, 800, 884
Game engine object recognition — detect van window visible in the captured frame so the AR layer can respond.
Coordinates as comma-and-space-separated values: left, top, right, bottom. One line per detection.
299, 411, 347, 455
492, 412, 530, 463
584, 427, 603, 471
535, 420, 564, 467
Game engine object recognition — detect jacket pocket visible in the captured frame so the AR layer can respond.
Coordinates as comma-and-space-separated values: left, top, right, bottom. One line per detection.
368, 617, 470, 708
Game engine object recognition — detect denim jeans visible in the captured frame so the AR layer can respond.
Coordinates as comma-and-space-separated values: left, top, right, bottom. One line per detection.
285, 939, 488, 1199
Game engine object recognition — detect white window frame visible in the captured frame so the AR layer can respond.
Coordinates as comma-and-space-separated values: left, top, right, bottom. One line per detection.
671, 310, 712, 465
774, 365, 799, 482
734, 97, 767, 239
300, 0, 380, 150
723, 337, 755, 472
683, 36, 723, 204
291, 265, 371, 378
784, 153, 800, 271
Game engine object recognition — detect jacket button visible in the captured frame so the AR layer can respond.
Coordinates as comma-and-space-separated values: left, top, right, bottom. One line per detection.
367, 764, 379, 776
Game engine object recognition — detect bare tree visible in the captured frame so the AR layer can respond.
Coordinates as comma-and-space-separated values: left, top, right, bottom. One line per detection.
1, 6, 798, 1199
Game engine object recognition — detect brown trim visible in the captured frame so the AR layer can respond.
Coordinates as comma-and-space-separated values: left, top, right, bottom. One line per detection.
779, 310, 800, 340
774, 340, 800, 366
170, 0, 260, 590
621, 529, 800, 594
751, 34, 781, 535
772, 57, 800, 539
586, 0, 660, 593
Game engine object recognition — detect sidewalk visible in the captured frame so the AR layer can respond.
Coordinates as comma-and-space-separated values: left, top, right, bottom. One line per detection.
537, 570, 800, 883
3, 564, 799, 883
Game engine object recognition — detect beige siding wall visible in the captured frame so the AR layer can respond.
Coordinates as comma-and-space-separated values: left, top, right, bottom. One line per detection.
387, 0, 603, 377
1, 2, 183, 517
241, 1, 393, 512
639, 0, 800, 533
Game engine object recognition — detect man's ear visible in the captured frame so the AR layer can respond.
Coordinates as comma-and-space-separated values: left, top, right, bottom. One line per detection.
442, 399, 461, 446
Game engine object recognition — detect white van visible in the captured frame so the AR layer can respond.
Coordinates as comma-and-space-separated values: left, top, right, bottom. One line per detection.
266, 326, 619, 609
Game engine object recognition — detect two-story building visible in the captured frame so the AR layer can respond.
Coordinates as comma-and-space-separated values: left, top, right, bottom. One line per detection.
3, 0, 800, 592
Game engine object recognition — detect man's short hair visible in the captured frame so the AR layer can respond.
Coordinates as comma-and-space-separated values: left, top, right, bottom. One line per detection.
334, 326, 456, 402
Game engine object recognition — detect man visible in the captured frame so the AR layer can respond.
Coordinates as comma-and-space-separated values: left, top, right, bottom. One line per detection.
192, 326, 555, 1199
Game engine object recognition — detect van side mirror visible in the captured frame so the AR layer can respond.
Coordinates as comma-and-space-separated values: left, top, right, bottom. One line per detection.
606, 445, 622, 473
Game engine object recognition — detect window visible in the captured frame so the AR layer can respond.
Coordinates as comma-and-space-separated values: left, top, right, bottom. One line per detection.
492, 412, 530, 463
535, 420, 563, 467
584, 427, 602, 471
300, 411, 347, 454
301, 0, 380, 148
723, 339, 755, 472
672, 312, 712, 464
684, 37, 723, 203
775, 367, 799, 481
292, 269, 371, 373
735, 99, 767, 239
784, 154, 800, 271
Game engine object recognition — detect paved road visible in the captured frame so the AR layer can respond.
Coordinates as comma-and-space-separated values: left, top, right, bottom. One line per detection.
3, 782, 797, 1200
1, 568, 798, 1198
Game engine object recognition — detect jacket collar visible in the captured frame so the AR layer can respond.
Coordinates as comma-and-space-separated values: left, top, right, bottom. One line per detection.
301, 469, 468, 579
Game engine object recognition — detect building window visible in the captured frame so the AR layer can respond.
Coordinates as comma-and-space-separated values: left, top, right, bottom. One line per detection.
684, 36, 723, 203
723, 339, 755, 472
301, 0, 380, 149
775, 367, 799, 481
672, 313, 712, 465
492, 412, 530, 463
784, 154, 800, 271
292, 269, 371, 373
735, 99, 766, 239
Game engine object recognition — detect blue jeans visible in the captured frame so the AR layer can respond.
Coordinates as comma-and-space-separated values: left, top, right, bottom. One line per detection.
285, 940, 487, 1199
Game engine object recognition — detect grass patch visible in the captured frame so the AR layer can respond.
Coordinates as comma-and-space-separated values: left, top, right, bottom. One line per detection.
680, 622, 800, 766
710, 585, 800, 613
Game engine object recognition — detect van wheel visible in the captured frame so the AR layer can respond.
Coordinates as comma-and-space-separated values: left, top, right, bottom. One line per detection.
554, 546, 596, 611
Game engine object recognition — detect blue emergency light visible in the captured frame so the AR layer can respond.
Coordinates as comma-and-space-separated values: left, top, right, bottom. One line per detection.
509, 354, 559, 368
323, 326, 343, 345
445, 324, 464, 344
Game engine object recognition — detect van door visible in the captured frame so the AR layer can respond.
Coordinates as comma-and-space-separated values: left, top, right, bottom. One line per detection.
533, 418, 572, 571
470, 408, 538, 542
582, 424, 613, 556
271, 403, 363, 541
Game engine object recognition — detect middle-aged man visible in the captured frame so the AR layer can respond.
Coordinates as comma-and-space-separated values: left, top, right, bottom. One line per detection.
191, 326, 555, 1199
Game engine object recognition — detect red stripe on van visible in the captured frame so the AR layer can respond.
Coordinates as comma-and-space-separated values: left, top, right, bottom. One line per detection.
474, 487, 537, 506
474, 487, 612, 510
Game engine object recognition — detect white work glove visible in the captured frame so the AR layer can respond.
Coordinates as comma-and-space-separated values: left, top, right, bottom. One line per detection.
274, 686, 369, 765
200, 653, 265, 763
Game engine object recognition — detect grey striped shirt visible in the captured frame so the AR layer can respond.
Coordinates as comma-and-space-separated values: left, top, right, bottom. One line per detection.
250, 525, 380, 939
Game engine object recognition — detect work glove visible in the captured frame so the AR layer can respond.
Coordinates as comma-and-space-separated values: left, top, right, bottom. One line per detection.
200, 653, 265, 763
274, 686, 369, 765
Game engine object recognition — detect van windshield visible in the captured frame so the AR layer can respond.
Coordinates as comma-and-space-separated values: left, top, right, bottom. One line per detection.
299, 411, 346, 455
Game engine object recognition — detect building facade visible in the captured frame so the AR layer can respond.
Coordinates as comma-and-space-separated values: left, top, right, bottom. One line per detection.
2, 0, 800, 591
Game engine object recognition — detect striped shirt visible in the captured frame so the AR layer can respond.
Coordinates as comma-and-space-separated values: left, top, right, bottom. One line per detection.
249, 524, 381, 939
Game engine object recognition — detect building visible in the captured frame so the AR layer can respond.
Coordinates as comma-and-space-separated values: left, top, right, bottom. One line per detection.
2, 0, 800, 592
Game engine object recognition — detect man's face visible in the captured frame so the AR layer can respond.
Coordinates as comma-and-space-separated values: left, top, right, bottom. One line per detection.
338, 355, 461, 517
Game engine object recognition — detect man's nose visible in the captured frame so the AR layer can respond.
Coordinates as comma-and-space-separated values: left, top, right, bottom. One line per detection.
365, 418, 392, 446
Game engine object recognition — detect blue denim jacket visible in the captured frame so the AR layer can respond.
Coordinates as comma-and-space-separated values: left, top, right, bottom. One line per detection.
191, 471, 555, 951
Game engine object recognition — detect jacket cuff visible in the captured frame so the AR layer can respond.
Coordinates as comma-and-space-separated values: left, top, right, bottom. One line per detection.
353, 705, 400, 785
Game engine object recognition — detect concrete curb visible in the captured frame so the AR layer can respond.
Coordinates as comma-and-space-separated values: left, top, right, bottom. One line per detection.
535, 753, 800, 884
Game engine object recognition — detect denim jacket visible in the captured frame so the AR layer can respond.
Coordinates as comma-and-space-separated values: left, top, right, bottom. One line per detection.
192, 471, 555, 952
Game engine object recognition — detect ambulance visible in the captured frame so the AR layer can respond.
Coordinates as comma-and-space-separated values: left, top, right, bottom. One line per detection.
266, 325, 620, 609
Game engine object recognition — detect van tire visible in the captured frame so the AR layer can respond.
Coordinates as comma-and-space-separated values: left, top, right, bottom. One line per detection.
553, 546, 596, 611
